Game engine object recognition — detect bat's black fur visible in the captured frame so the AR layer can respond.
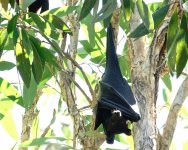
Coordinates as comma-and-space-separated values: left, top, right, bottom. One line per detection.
94, 24, 140, 144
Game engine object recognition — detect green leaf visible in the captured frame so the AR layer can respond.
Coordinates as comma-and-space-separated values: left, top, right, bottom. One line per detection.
1, 111, 19, 140
81, 13, 95, 47
29, 35, 59, 69
122, 0, 131, 21
30, 41, 44, 83
162, 89, 170, 104
129, 4, 170, 38
0, 100, 15, 117
23, 74, 38, 109
102, 0, 112, 28
15, 38, 31, 88
19, 0, 35, 10
0, 77, 23, 106
176, 34, 188, 77
29, 12, 60, 40
42, 6, 78, 18
21, 28, 32, 55
183, 1, 188, 12
80, 40, 97, 53
93, 0, 117, 23
7, 14, 19, 38
137, 0, 154, 31
0, 28, 8, 57
161, 73, 172, 92
43, 14, 72, 35
0, 61, 15, 71
19, 137, 68, 147
176, 14, 188, 77
167, 10, 178, 72
79, 0, 97, 21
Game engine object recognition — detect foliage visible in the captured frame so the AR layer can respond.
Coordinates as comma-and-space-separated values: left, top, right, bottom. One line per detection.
0, 0, 188, 149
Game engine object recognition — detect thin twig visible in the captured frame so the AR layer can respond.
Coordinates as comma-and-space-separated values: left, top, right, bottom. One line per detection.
34, 110, 56, 150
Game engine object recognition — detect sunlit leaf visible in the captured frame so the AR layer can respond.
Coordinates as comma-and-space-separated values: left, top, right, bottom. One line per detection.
0, 28, 8, 57
81, 14, 95, 47
137, 0, 154, 31
122, 0, 131, 21
15, 38, 31, 88
0, 100, 15, 117
0, 77, 23, 106
1, 111, 18, 140
29, 12, 60, 40
162, 89, 170, 105
79, 0, 97, 21
43, 14, 72, 35
42, 6, 78, 18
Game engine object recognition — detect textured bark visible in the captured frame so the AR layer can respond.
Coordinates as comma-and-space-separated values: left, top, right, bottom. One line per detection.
129, 1, 181, 149
19, 91, 41, 150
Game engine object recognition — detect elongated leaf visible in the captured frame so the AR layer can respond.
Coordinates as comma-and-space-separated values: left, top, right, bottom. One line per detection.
93, 0, 117, 23
29, 35, 59, 69
19, 0, 35, 10
176, 34, 188, 77
7, 14, 19, 38
81, 13, 95, 47
29, 12, 60, 40
183, 1, 188, 12
0, 100, 15, 118
15, 38, 31, 88
79, 0, 97, 21
19, 137, 67, 147
30, 40, 44, 83
21, 28, 32, 55
129, 4, 170, 38
0, 29, 8, 57
122, 0, 131, 21
0, 61, 15, 71
137, 0, 154, 31
167, 10, 178, 72
42, 6, 78, 18
23, 74, 38, 109
161, 73, 172, 92
176, 15, 188, 77
0, 77, 23, 106
103, 0, 112, 28
43, 14, 72, 35
1, 111, 18, 140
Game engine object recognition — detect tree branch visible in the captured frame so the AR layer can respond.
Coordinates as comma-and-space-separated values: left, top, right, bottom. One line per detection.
160, 76, 188, 150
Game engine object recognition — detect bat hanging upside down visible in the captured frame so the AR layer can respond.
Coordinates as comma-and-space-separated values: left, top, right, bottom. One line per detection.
94, 24, 140, 144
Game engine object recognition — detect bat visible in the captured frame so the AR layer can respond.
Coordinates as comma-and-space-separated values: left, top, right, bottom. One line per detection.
94, 24, 140, 144
16, 0, 49, 13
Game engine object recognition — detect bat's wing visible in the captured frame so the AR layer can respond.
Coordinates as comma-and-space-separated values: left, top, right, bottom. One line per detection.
102, 23, 136, 105
100, 81, 140, 121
